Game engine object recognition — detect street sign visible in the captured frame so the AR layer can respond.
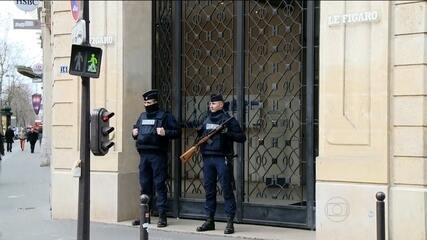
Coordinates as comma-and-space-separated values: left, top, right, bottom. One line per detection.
71, 19, 86, 44
15, 0, 40, 12
69, 44, 102, 78
60, 65, 69, 74
32, 94, 42, 115
32, 63, 43, 75
70, 0, 82, 21
13, 19, 41, 29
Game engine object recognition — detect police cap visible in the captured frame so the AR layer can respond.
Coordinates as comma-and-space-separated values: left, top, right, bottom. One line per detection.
142, 89, 159, 101
210, 93, 224, 102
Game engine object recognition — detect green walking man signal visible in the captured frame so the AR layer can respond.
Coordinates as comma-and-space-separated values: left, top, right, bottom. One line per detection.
69, 44, 103, 78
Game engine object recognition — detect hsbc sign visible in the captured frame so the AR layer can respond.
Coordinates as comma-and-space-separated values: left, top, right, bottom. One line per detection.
15, 0, 40, 12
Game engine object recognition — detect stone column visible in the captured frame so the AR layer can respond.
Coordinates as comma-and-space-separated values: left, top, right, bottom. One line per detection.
40, 1, 52, 167
317, 2, 390, 239
391, 1, 427, 239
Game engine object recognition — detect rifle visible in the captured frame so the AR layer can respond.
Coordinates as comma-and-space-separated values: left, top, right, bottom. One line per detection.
180, 117, 233, 164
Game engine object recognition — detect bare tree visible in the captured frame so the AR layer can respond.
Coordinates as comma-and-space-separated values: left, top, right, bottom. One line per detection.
0, 37, 26, 132
3, 76, 35, 127
5, 81, 35, 128
0, 39, 11, 132
0, 13, 40, 131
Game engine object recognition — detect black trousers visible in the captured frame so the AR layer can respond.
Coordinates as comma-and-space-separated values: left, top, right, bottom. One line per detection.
6, 142, 12, 152
30, 143, 36, 153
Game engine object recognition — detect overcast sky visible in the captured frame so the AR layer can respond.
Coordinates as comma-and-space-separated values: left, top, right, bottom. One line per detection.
0, 1, 42, 87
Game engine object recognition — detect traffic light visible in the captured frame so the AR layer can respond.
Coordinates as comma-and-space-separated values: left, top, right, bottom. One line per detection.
69, 44, 103, 78
90, 108, 115, 156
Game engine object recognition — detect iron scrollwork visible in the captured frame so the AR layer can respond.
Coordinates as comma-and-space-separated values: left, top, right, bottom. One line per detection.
246, 0, 305, 204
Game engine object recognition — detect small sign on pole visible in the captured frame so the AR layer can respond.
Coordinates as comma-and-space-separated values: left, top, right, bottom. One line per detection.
69, 44, 102, 78
71, 19, 86, 44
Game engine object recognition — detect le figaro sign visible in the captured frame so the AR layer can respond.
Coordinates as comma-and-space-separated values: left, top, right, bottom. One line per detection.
328, 11, 379, 26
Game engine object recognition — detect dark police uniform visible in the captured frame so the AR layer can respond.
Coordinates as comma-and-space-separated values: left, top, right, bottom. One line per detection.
133, 90, 180, 227
197, 94, 246, 234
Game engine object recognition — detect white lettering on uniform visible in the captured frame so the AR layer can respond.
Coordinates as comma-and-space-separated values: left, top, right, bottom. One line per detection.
206, 123, 220, 130
141, 120, 155, 125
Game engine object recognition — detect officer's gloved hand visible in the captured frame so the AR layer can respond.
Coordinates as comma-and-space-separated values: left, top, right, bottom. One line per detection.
222, 128, 234, 139
221, 127, 228, 134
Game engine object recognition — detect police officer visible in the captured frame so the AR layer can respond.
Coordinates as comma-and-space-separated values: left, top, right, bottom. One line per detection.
196, 94, 246, 234
132, 89, 180, 227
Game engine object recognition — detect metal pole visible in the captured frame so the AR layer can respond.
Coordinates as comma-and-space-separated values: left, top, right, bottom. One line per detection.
376, 192, 386, 240
172, 0, 182, 218
234, 0, 245, 222
77, 0, 91, 239
140, 194, 150, 240
305, 0, 316, 230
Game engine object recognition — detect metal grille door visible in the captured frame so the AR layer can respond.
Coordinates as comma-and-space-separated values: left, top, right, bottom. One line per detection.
152, 0, 318, 228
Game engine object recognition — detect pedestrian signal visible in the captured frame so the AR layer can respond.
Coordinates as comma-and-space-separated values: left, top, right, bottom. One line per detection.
69, 44, 102, 78
90, 108, 115, 156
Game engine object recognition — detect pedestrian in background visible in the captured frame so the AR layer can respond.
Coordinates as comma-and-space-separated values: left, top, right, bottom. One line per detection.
196, 94, 246, 234
131, 89, 181, 228
37, 127, 43, 146
18, 128, 27, 151
0, 131, 4, 160
5, 126, 14, 152
27, 128, 39, 154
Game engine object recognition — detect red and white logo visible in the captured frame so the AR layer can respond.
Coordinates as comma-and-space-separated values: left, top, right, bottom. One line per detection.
71, 0, 81, 22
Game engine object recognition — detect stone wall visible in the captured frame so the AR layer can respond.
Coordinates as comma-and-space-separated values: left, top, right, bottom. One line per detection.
48, 1, 151, 222
391, 1, 427, 239
317, 1, 390, 239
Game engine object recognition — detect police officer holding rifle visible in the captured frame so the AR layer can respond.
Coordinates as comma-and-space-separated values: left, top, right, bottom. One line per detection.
181, 93, 246, 234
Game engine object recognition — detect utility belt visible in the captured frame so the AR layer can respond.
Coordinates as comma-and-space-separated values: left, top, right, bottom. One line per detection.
202, 154, 237, 160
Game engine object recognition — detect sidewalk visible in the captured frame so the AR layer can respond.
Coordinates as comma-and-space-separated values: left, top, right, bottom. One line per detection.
0, 142, 315, 240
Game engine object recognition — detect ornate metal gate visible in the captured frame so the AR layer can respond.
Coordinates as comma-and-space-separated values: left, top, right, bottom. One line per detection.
153, 0, 318, 229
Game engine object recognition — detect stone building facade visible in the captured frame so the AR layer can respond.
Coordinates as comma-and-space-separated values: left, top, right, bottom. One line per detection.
41, 1, 426, 239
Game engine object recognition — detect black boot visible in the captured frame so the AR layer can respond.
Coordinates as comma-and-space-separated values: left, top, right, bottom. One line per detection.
157, 213, 167, 228
131, 219, 140, 226
196, 217, 215, 232
224, 217, 234, 234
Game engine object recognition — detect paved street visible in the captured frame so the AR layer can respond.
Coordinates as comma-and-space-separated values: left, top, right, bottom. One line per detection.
0, 142, 314, 240
0, 143, 225, 240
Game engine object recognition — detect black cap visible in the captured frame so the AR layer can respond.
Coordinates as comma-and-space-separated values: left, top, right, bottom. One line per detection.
210, 93, 224, 102
142, 89, 159, 101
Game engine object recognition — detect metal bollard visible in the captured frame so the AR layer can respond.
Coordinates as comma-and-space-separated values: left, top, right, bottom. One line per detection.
140, 194, 150, 240
376, 192, 386, 240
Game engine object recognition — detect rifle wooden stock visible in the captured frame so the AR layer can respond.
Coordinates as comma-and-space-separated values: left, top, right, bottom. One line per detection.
180, 117, 233, 164
180, 145, 198, 164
